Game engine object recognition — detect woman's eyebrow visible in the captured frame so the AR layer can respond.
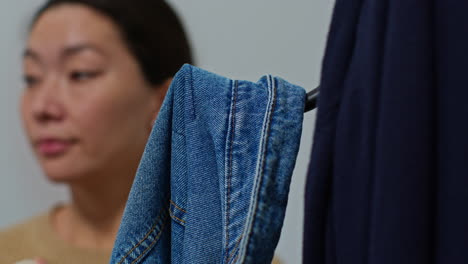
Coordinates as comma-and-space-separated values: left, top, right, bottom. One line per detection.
23, 48, 41, 63
23, 43, 105, 63
61, 43, 105, 58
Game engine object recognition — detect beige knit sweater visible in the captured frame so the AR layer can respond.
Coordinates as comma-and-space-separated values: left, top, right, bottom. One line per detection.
0, 212, 111, 264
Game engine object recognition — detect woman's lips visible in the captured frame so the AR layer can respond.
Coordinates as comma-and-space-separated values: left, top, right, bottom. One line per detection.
36, 138, 77, 157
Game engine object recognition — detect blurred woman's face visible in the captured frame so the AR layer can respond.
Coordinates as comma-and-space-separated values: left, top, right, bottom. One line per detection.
21, 4, 165, 182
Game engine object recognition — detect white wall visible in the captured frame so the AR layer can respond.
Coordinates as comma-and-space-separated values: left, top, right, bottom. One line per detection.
0, 1, 334, 263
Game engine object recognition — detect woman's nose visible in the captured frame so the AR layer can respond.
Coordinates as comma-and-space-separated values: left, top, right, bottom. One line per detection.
31, 78, 65, 123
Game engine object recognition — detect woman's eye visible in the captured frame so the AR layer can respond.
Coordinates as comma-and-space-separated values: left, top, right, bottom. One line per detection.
70, 71, 101, 82
23, 75, 39, 87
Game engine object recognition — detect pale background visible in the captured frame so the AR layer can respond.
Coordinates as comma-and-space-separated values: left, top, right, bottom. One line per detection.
0, 1, 335, 263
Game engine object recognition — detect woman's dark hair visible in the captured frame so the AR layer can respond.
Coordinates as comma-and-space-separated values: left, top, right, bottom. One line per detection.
31, 0, 194, 85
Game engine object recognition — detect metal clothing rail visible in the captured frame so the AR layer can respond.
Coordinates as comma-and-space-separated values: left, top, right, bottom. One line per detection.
304, 88, 319, 112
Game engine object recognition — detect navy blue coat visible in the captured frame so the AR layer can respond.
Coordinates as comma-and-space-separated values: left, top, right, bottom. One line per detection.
304, 0, 468, 263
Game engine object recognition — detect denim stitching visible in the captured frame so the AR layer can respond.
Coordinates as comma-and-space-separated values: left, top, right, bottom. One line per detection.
232, 246, 241, 264
227, 233, 243, 263
170, 199, 187, 213
247, 76, 277, 258
225, 80, 238, 264
169, 207, 186, 224
188, 62, 196, 119
254, 76, 276, 201
130, 218, 169, 264
117, 206, 168, 264
237, 76, 277, 262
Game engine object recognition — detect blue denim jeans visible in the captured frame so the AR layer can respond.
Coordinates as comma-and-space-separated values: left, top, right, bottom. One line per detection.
110, 65, 305, 264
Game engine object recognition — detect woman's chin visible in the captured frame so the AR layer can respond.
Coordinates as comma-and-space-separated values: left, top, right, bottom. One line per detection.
40, 160, 89, 183
43, 170, 83, 183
